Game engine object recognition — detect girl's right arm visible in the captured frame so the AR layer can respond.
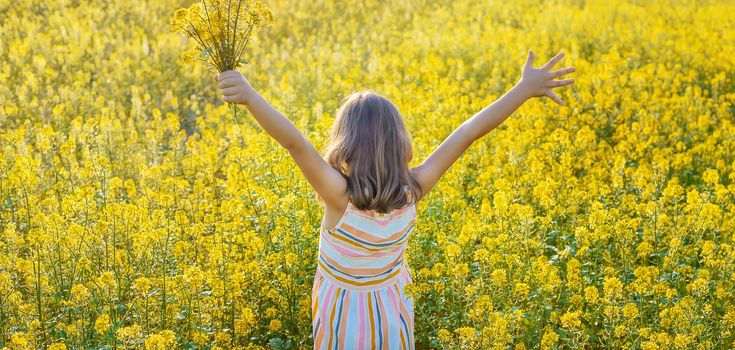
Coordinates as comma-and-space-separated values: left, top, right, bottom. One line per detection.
214, 70, 348, 208
411, 50, 575, 200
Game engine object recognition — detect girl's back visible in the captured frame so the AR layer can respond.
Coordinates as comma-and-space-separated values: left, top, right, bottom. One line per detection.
312, 186, 416, 349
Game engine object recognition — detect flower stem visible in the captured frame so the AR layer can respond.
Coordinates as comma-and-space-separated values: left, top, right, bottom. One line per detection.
228, 102, 241, 124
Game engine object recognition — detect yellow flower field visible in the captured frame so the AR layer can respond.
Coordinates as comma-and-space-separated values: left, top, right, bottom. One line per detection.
1, 0, 734, 349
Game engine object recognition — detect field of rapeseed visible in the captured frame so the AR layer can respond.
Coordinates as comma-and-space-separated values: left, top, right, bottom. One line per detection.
1, 0, 735, 349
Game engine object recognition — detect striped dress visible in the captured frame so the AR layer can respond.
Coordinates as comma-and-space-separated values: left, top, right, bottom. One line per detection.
312, 188, 416, 349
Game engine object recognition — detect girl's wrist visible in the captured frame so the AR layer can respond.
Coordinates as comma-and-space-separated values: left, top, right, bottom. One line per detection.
512, 80, 534, 101
242, 86, 257, 106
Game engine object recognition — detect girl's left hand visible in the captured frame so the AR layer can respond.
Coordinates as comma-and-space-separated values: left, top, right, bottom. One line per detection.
517, 50, 576, 105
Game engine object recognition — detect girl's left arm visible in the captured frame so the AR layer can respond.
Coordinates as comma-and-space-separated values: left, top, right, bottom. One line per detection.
214, 70, 347, 207
411, 50, 575, 200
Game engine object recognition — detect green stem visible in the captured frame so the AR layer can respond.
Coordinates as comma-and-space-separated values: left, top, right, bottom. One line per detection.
229, 102, 240, 124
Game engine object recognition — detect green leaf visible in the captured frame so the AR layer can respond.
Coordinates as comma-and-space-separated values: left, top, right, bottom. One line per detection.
269, 338, 284, 349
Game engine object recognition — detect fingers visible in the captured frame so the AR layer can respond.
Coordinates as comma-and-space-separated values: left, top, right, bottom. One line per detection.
524, 50, 535, 69
218, 70, 240, 79
218, 77, 238, 88
213, 70, 243, 103
213, 70, 238, 80
550, 66, 575, 79
547, 78, 575, 88
221, 87, 239, 96
546, 90, 564, 105
541, 51, 564, 71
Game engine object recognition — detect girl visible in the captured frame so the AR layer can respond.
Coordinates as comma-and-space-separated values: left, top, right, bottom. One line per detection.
213, 49, 575, 349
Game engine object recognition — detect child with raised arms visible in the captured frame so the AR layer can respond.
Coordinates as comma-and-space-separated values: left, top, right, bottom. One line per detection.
213, 49, 575, 349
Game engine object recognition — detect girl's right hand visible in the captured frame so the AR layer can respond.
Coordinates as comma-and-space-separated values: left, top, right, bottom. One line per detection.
213, 70, 256, 105
517, 50, 576, 105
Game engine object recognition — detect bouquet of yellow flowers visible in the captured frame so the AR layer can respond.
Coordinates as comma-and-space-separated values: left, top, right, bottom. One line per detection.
170, 0, 274, 120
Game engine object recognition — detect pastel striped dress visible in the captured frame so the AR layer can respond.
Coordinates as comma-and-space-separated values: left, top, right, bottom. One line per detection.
311, 187, 416, 349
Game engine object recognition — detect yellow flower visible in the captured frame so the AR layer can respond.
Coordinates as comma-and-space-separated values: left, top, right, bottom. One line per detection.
636, 240, 654, 259
144, 330, 176, 350
584, 286, 599, 304
454, 327, 477, 344
28, 319, 41, 331
133, 277, 152, 298
446, 243, 460, 260
491, 269, 507, 287
117, 324, 143, 344
473, 248, 489, 262
48, 343, 67, 350
268, 319, 281, 332
702, 168, 719, 185
540, 327, 559, 350
603, 276, 624, 301
514, 283, 530, 300
9, 332, 30, 349
171, 0, 274, 70
566, 258, 581, 290
686, 277, 709, 297
192, 331, 209, 345
94, 314, 111, 335
235, 307, 256, 334
614, 325, 628, 338
438, 328, 452, 343
722, 307, 735, 327
560, 310, 581, 330
622, 303, 639, 319
170, 8, 189, 32
673, 334, 693, 348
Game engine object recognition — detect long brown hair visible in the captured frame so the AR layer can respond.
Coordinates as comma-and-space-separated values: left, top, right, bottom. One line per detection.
321, 91, 422, 213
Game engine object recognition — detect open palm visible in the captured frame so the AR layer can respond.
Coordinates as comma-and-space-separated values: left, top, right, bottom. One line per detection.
519, 50, 576, 105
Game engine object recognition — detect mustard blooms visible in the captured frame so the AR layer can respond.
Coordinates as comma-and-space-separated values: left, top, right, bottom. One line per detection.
170, 0, 274, 72
0, 0, 733, 349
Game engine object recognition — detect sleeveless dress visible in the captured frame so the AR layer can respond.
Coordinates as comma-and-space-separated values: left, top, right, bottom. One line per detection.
311, 187, 416, 350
